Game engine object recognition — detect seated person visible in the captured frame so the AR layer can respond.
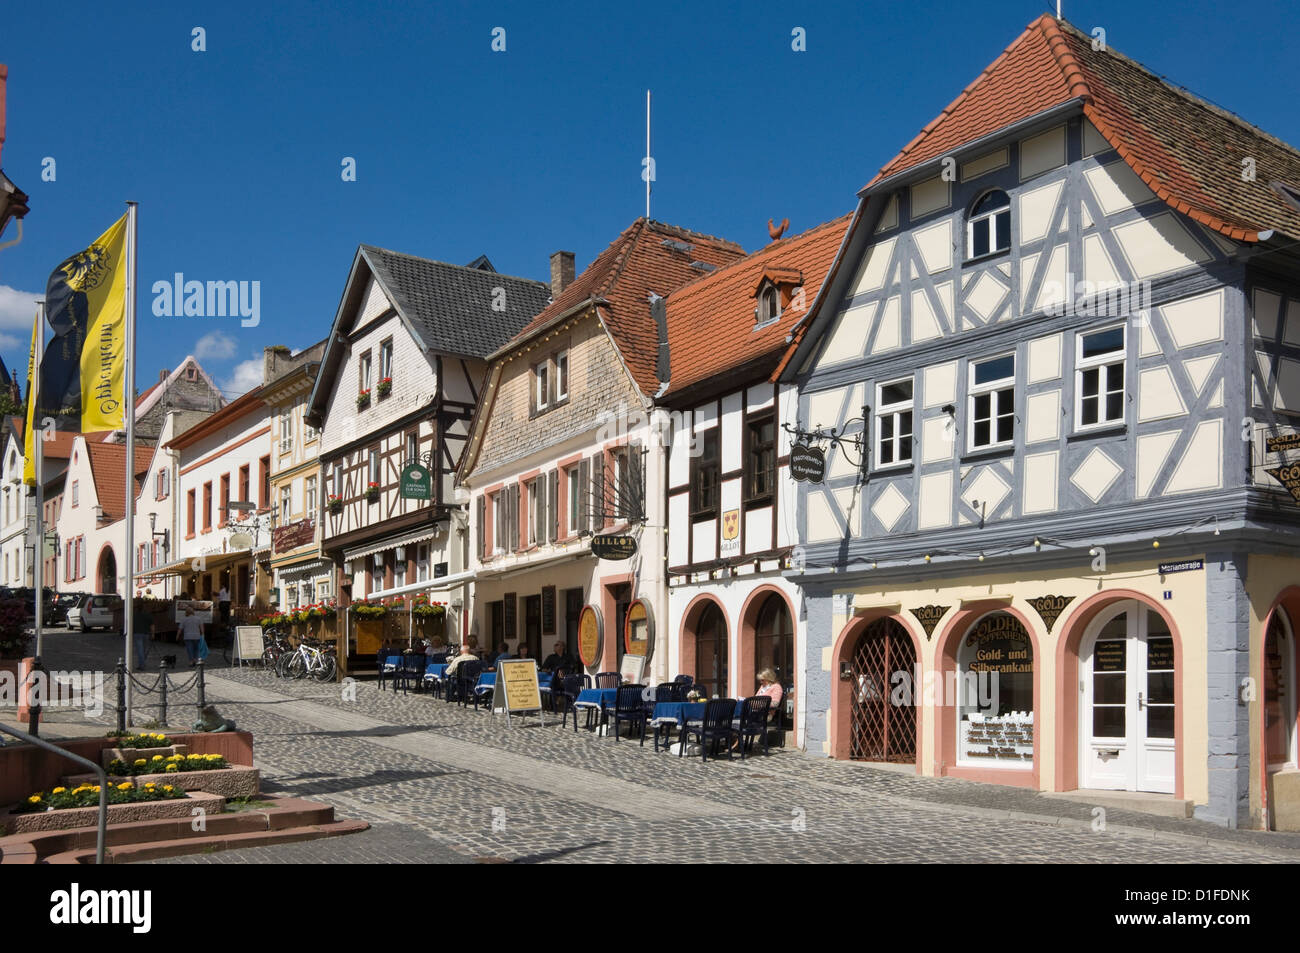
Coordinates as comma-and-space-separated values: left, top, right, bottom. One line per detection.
445, 643, 479, 677
541, 640, 573, 672
756, 669, 784, 708
515, 643, 534, 662
487, 641, 511, 667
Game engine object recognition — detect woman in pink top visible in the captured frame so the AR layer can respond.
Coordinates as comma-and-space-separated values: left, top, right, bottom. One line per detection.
756, 669, 784, 708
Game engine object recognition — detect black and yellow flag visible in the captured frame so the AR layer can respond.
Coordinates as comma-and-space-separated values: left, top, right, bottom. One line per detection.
21, 304, 40, 485
37, 215, 127, 434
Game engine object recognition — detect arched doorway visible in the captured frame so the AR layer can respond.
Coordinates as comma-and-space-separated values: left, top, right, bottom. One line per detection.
753, 594, 794, 732
849, 617, 917, 763
1078, 600, 1176, 793
97, 547, 117, 595
694, 602, 728, 697
1265, 609, 1298, 772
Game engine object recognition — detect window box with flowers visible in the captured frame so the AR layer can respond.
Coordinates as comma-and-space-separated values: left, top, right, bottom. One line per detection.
349, 600, 388, 619
327, 495, 343, 515
377, 376, 393, 399
365, 482, 380, 504
356, 389, 372, 410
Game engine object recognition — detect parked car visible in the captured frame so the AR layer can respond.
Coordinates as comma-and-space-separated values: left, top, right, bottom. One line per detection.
49, 592, 87, 626
5, 587, 57, 620
66, 593, 124, 632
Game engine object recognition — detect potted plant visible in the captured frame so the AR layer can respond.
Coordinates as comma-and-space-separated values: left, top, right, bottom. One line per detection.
356, 389, 371, 410
377, 376, 393, 398
365, 482, 380, 503
327, 494, 343, 515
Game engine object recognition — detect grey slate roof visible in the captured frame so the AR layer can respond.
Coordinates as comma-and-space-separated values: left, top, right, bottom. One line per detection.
360, 245, 551, 360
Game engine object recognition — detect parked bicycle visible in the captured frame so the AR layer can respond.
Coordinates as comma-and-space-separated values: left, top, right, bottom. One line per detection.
262, 627, 292, 672
282, 637, 337, 682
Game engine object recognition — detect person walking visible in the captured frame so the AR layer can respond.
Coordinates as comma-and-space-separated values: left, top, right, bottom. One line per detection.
178, 606, 205, 666
131, 598, 154, 671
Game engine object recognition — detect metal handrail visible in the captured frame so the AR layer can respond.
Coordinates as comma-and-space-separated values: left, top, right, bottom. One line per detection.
0, 724, 107, 864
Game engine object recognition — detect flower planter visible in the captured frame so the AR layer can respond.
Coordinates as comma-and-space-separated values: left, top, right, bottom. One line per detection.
69, 765, 259, 800
356, 392, 371, 410
0, 791, 224, 835
101, 744, 188, 769
377, 378, 392, 398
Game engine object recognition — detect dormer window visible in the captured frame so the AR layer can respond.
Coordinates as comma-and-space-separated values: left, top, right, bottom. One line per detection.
756, 285, 780, 327
966, 189, 1011, 261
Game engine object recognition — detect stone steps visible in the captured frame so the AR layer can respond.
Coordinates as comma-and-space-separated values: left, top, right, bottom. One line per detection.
0, 796, 366, 864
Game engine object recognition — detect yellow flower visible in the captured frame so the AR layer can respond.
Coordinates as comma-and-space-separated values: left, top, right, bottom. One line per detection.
27, 795, 41, 803
52, 787, 66, 794
152, 755, 163, 761
162, 785, 174, 792
134, 758, 147, 766
144, 782, 156, 788
117, 782, 133, 791
165, 764, 178, 772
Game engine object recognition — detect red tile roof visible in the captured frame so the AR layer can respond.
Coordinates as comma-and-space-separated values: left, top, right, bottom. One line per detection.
505, 219, 745, 395
84, 441, 154, 523
867, 14, 1300, 243
663, 216, 851, 399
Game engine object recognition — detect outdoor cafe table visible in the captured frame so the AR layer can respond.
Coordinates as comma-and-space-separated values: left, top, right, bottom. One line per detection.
650, 699, 740, 751
423, 663, 448, 685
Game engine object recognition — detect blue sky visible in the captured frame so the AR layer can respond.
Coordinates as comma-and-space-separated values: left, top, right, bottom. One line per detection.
1, 0, 1298, 398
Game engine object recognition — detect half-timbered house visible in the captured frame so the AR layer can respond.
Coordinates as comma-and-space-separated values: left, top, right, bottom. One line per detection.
782, 14, 1300, 829
304, 246, 550, 662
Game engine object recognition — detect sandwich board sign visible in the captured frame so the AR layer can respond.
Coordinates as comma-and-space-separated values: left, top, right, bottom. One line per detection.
620, 653, 646, 684
233, 626, 264, 667
496, 658, 546, 727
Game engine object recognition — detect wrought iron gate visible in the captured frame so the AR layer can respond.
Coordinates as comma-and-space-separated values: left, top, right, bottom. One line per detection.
849, 618, 917, 763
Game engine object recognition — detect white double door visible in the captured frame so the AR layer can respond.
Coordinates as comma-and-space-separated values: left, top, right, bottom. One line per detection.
1080, 601, 1176, 793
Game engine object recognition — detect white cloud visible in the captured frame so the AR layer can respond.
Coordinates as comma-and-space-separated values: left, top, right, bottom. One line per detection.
194, 331, 237, 361
220, 358, 263, 398
0, 285, 40, 331
0, 333, 21, 351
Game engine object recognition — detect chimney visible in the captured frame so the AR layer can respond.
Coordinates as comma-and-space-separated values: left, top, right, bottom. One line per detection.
550, 251, 575, 299
159, 369, 168, 383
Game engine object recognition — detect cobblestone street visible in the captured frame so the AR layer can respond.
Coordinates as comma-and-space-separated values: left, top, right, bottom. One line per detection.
11, 630, 1300, 864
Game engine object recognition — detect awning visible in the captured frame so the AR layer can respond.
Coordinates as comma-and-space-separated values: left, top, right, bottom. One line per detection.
343, 527, 442, 563
144, 550, 253, 579
276, 558, 332, 582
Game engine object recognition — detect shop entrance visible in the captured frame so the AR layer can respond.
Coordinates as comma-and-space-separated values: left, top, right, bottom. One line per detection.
849, 617, 917, 764
1265, 609, 1297, 772
1079, 601, 1176, 793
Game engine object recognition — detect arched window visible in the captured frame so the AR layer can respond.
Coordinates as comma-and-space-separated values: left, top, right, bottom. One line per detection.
957, 611, 1033, 767
966, 189, 1011, 260
754, 594, 794, 730
1266, 609, 1297, 770
694, 602, 728, 698
755, 285, 780, 327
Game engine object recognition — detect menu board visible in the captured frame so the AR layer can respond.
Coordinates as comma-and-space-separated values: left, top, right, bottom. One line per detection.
233, 626, 264, 664
497, 659, 543, 714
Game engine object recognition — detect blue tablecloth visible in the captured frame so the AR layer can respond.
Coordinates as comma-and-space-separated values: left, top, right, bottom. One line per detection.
575, 688, 617, 708
423, 663, 448, 680
475, 671, 497, 695
651, 701, 709, 726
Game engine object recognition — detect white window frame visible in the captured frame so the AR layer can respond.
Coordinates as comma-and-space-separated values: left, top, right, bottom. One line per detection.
305, 476, 317, 516
406, 432, 418, 464
875, 377, 914, 469
368, 450, 379, 486
756, 284, 780, 326
379, 338, 393, 381
527, 478, 540, 546
493, 493, 507, 554
279, 486, 292, 524
556, 350, 569, 402
566, 465, 580, 536
360, 353, 372, 393
280, 414, 293, 455
535, 362, 550, 411
1074, 324, 1127, 431
416, 543, 430, 582
966, 190, 1011, 261
394, 545, 407, 587
370, 553, 383, 594
968, 354, 1017, 452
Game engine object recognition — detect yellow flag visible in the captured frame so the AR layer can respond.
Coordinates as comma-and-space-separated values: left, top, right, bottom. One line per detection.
21, 305, 40, 485
76, 215, 128, 432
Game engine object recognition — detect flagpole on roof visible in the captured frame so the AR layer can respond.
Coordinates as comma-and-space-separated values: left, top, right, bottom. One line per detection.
123, 201, 138, 725
645, 90, 651, 221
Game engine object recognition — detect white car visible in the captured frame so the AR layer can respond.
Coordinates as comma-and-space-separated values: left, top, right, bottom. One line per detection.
66, 594, 123, 632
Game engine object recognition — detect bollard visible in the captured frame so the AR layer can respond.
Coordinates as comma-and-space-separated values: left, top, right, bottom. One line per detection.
158, 657, 169, 728
115, 658, 127, 734
196, 660, 206, 718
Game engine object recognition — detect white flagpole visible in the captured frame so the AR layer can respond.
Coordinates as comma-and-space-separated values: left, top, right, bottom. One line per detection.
32, 302, 44, 657
123, 201, 138, 723
645, 90, 651, 220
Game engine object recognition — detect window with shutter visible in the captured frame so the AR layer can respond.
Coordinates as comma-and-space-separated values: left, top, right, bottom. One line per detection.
509, 484, 520, 552
477, 495, 486, 558
627, 447, 643, 521
590, 455, 604, 532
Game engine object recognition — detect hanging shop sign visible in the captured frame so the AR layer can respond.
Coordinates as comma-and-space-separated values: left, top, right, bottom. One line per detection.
1265, 431, 1300, 454
1266, 464, 1300, 504
1158, 559, 1204, 575
399, 464, 433, 500
789, 444, 826, 483
1025, 594, 1075, 634
625, 598, 654, 660
577, 604, 603, 666
591, 533, 637, 560
909, 604, 951, 640
272, 518, 315, 554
